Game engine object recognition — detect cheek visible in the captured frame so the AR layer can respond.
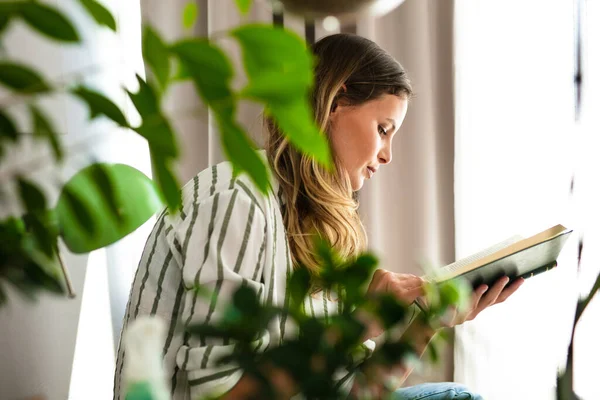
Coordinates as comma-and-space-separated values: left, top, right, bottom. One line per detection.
330, 117, 378, 168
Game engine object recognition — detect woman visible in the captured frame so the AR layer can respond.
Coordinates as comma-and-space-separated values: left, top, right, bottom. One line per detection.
114, 33, 523, 399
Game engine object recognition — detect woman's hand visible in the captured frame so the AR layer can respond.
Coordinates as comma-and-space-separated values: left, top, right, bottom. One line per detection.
439, 276, 525, 328
367, 269, 425, 304
357, 269, 426, 340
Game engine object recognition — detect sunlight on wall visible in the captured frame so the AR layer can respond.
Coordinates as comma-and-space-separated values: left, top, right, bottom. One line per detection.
69, 250, 115, 400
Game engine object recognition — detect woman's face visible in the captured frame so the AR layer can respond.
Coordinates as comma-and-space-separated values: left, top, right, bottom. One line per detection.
328, 93, 409, 191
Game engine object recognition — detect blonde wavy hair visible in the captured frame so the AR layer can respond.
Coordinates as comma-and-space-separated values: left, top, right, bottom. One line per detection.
265, 33, 413, 277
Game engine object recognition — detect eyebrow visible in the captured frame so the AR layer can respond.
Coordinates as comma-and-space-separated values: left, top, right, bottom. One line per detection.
386, 118, 397, 132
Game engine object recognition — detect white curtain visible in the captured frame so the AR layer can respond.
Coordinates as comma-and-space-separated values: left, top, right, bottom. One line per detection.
454, 1, 600, 399
354, 0, 457, 384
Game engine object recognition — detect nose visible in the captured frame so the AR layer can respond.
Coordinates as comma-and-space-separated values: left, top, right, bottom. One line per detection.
378, 144, 392, 165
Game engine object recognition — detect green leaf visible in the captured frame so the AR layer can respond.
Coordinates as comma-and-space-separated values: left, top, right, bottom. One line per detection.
134, 117, 178, 158
233, 285, 260, 315
72, 86, 129, 127
170, 39, 235, 115
268, 100, 332, 168
60, 187, 96, 237
18, 178, 47, 213
231, 24, 313, 84
0, 62, 49, 93
127, 76, 179, 158
0, 109, 18, 141
150, 152, 181, 212
218, 117, 269, 194
240, 71, 307, 104
0, 12, 11, 35
235, 0, 252, 15
142, 26, 170, 90
289, 268, 311, 309
56, 163, 164, 253
182, 2, 198, 29
124, 382, 154, 400
88, 163, 122, 222
23, 213, 55, 257
18, 2, 79, 42
231, 25, 332, 168
172, 59, 192, 81
127, 75, 159, 116
78, 0, 116, 31
30, 105, 63, 161
374, 294, 407, 329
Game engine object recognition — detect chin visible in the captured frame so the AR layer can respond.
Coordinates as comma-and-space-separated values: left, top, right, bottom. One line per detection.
351, 176, 364, 191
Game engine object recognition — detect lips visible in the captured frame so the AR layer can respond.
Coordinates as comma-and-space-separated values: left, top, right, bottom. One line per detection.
367, 166, 376, 179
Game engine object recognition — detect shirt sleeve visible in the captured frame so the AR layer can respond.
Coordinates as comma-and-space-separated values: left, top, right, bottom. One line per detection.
172, 188, 269, 399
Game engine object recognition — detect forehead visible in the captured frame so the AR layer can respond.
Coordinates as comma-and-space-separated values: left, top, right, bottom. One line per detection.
355, 94, 408, 117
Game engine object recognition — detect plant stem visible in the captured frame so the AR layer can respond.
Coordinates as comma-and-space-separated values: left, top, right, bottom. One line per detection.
57, 249, 76, 298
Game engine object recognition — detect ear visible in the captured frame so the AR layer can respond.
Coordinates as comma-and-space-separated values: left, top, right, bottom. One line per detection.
330, 84, 348, 115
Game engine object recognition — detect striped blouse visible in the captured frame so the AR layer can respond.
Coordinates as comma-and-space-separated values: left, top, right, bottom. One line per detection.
113, 155, 375, 400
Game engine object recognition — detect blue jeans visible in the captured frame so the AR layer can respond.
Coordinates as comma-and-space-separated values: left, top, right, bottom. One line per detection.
391, 382, 484, 400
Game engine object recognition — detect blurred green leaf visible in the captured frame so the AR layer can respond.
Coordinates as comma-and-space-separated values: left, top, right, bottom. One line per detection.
218, 118, 269, 194
18, 2, 79, 42
172, 59, 192, 81
267, 100, 332, 169
187, 323, 242, 341
17, 178, 46, 212
374, 294, 407, 329
88, 163, 122, 222
0, 109, 18, 141
127, 75, 179, 158
72, 86, 129, 127
231, 24, 313, 84
30, 105, 63, 161
233, 285, 260, 315
232, 25, 332, 169
60, 187, 96, 236
56, 163, 164, 253
182, 2, 198, 29
135, 117, 178, 158
23, 213, 55, 257
170, 39, 234, 116
0, 62, 49, 93
150, 152, 181, 212
124, 381, 154, 400
0, 13, 10, 35
235, 0, 252, 15
78, 0, 117, 31
143, 26, 170, 90
330, 314, 364, 346
289, 268, 311, 309
240, 71, 307, 104
127, 74, 159, 116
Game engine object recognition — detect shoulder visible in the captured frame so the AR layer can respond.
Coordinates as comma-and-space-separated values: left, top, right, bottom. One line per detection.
177, 160, 274, 219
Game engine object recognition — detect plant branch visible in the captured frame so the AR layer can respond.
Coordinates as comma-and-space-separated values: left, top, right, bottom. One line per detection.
575, 270, 600, 325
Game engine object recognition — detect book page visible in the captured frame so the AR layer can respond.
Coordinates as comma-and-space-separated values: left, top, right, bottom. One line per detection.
427, 235, 522, 281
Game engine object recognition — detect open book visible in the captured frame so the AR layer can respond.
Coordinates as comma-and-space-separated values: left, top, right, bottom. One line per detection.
427, 224, 573, 289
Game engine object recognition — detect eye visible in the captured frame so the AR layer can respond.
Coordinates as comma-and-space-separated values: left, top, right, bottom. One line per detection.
378, 125, 388, 136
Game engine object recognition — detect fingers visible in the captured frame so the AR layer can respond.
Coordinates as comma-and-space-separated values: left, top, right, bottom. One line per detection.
467, 277, 524, 322
370, 270, 426, 304
494, 277, 525, 304
480, 276, 510, 307
393, 284, 425, 303
464, 284, 489, 321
